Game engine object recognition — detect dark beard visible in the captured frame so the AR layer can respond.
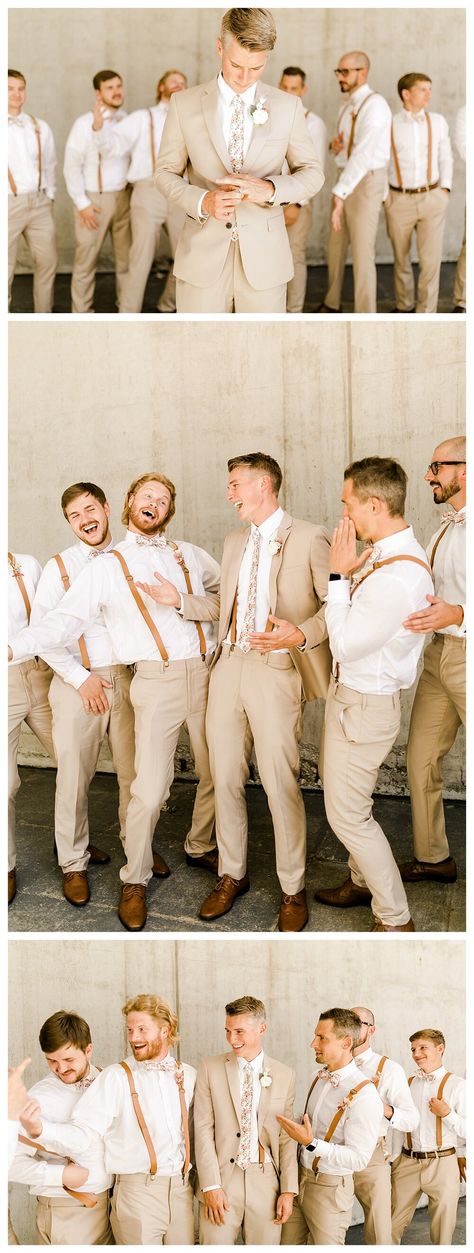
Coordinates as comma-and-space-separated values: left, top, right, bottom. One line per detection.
434, 476, 461, 504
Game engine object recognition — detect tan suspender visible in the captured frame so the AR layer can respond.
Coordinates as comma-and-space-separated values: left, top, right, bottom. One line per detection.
311, 1080, 372, 1175
373, 1055, 389, 1086
351, 553, 432, 598
407, 1071, 452, 1150
429, 523, 451, 569
346, 92, 376, 158
98, 151, 103, 194
18, 1134, 98, 1207
111, 548, 208, 662
168, 542, 207, 658
120, 1060, 191, 1178
8, 114, 42, 195
9, 552, 32, 623
148, 109, 156, 176
53, 554, 91, 670
391, 112, 433, 190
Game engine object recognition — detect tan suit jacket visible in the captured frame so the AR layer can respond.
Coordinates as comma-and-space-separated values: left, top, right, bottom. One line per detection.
194, 1050, 298, 1199
155, 78, 325, 289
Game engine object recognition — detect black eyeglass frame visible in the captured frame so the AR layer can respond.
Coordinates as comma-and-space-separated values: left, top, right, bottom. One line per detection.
427, 461, 466, 474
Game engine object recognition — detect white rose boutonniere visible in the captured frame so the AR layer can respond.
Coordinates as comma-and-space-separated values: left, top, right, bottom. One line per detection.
249, 97, 269, 126
268, 538, 282, 556
259, 1068, 272, 1088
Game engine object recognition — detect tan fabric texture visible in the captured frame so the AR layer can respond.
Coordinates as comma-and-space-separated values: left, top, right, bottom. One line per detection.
8, 192, 57, 311
8, 660, 55, 871
35, 1191, 112, 1245
176, 241, 286, 313
119, 179, 185, 312
354, 1138, 392, 1244
325, 169, 386, 311
385, 186, 449, 311
110, 1172, 194, 1245
391, 1151, 460, 1245
286, 202, 313, 312
199, 1162, 282, 1245
453, 209, 466, 306
71, 188, 131, 312
281, 1167, 354, 1245
407, 633, 466, 863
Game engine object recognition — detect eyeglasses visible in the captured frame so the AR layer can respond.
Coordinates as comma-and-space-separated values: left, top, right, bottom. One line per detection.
427, 461, 466, 475
358, 1021, 372, 1027
334, 68, 364, 77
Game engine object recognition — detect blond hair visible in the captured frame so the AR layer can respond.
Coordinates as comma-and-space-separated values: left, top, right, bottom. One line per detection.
156, 68, 187, 101
121, 472, 176, 528
122, 995, 179, 1046
221, 8, 277, 51
409, 1028, 445, 1050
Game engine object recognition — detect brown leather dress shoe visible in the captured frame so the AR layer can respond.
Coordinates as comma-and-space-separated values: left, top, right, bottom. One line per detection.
371, 916, 415, 932
398, 857, 457, 884
185, 848, 219, 873
314, 877, 372, 908
88, 843, 111, 865
316, 302, 341, 313
118, 884, 147, 931
8, 869, 17, 905
279, 889, 308, 932
199, 874, 250, 920
152, 852, 171, 878
63, 871, 90, 906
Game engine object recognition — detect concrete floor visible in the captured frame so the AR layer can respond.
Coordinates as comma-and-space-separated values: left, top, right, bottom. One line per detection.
9, 768, 465, 934
349, 1197, 465, 1245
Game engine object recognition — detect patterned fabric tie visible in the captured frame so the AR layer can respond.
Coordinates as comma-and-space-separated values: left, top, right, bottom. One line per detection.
317, 1068, 340, 1088
9, 115, 25, 126
140, 1058, 178, 1072
440, 509, 466, 526
236, 1062, 253, 1168
135, 535, 169, 548
74, 1073, 96, 1091
238, 528, 261, 652
417, 1069, 437, 1082
228, 94, 245, 172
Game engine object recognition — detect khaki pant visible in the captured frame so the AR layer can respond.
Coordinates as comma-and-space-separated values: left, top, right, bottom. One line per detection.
385, 186, 449, 312
325, 168, 386, 312
320, 678, 410, 926
36, 1191, 112, 1245
122, 658, 215, 884
119, 179, 185, 312
111, 1172, 194, 1244
48, 665, 136, 871
8, 660, 55, 872
391, 1151, 460, 1244
354, 1138, 392, 1244
8, 192, 57, 312
199, 1162, 281, 1245
8, 1211, 19, 1244
176, 241, 287, 313
453, 208, 466, 308
281, 1167, 354, 1245
407, 634, 466, 863
286, 202, 313, 312
71, 188, 131, 312
206, 646, 306, 893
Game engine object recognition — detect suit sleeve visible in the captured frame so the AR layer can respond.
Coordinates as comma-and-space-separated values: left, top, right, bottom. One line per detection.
298, 529, 330, 649
180, 549, 221, 624
194, 1061, 222, 1192
267, 96, 325, 206
155, 93, 205, 218
278, 1070, 299, 1195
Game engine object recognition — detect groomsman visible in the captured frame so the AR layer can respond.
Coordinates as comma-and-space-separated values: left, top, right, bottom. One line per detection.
200, 452, 331, 931
401, 438, 466, 885
278, 66, 327, 313
194, 995, 297, 1244
452, 106, 466, 312
8, 69, 57, 311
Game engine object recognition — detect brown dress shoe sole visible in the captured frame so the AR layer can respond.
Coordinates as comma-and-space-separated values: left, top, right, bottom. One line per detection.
199, 877, 250, 920
63, 876, 90, 907
152, 855, 171, 879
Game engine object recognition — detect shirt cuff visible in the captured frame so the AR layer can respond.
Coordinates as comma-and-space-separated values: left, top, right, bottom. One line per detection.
202, 1184, 221, 1192
197, 192, 209, 220
49, 1164, 69, 1188
327, 579, 351, 603
456, 605, 466, 636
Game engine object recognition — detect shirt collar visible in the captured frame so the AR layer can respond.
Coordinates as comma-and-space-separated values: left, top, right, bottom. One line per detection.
403, 106, 426, 121
350, 82, 371, 109
421, 1064, 445, 1080
373, 525, 414, 557
354, 1046, 374, 1063
322, 1059, 359, 1080
77, 535, 114, 557
237, 1049, 264, 1072
252, 505, 285, 540
218, 72, 258, 109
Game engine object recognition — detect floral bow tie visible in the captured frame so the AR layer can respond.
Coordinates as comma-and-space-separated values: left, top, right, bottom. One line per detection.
416, 1069, 437, 1082
74, 1074, 96, 1091
317, 1068, 340, 1088
141, 1058, 176, 1072
135, 535, 168, 548
9, 115, 25, 126
441, 510, 466, 526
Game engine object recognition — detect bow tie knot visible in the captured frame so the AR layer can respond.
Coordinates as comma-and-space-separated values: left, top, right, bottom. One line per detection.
9, 115, 24, 127
135, 535, 168, 548
74, 1074, 96, 1091
440, 510, 466, 526
317, 1068, 340, 1088
416, 1069, 437, 1082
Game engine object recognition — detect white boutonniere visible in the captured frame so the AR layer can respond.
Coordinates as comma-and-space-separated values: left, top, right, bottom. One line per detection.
249, 97, 269, 126
268, 538, 282, 556
259, 1068, 272, 1087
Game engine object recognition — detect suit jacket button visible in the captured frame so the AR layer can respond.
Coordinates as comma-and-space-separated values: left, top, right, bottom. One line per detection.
236, 1132, 241, 1137
230, 1157, 235, 1163
225, 221, 232, 229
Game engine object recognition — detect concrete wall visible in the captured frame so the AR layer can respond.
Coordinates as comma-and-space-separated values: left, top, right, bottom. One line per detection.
9, 6, 466, 270
9, 935, 466, 1242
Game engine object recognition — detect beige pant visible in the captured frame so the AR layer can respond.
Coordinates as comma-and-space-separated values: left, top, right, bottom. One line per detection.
407, 634, 466, 864
281, 1167, 354, 1245
207, 646, 306, 893
48, 665, 136, 872
111, 1172, 194, 1244
122, 658, 215, 884
119, 179, 185, 312
354, 1138, 392, 1244
36, 1191, 112, 1245
286, 202, 313, 312
8, 660, 55, 872
71, 188, 131, 312
391, 1151, 460, 1244
199, 1162, 281, 1245
320, 678, 410, 926
453, 207, 466, 308
325, 168, 386, 312
8, 1211, 19, 1244
385, 186, 449, 312
176, 241, 287, 313
8, 192, 57, 312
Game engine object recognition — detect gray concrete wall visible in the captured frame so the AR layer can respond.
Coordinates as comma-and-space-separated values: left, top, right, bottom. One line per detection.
9, 6, 466, 270
9, 319, 465, 794
9, 935, 466, 1242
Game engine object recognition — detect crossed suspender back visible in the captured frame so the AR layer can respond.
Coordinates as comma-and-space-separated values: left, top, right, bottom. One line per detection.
406, 1072, 452, 1150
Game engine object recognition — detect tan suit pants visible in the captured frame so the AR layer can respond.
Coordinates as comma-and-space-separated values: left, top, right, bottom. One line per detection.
207, 646, 306, 893
8, 192, 57, 312
453, 208, 466, 308
119, 179, 185, 312
8, 1211, 19, 1244
385, 186, 449, 312
122, 658, 215, 884
354, 1138, 392, 1244
325, 169, 386, 312
71, 188, 131, 312
391, 1151, 460, 1244
286, 202, 313, 312
176, 240, 287, 313
111, 1172, 194, 1245
8, 660, 55, 871
199, 1162, 281, 1245
282, 1167, 354, 1245
48, 665, 135, 872
407, 634, 466, 863
36, 1191, 112, 1244
320, 678, 410, 926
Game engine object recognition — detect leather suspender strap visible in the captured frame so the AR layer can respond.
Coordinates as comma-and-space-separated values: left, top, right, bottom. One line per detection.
120, 1061, 158, 1176
426, 111, 432, 184
429, 523, 451, 569
406, 1075, 414, 1149
110, 550, 169, 664
53, 554, 91, 670
9, 552, 32, 623
406, 1071, 452, 1150
148, 109, 156, 176
351, 554, 432, 598
390, 124, 404, 190
168, 543, 207, 658
347, 92, 376, 158
18, 1135, 98, 1207
30, 115, 42, 190
374, 1055, 388, 1086
8, 168, 18, 195
303, 1074, 321, 1116
391, 112, 433, 191
98, 151, 103, 194
312, 1080, 372, 1175
177, 1079, 191, 1176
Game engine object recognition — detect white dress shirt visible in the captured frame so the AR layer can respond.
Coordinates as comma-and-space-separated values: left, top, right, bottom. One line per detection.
9, 1122, 20, 1170
389, 109, 453, 189
10, 532, 220, 666
301, 1059, 382, 1176
92, 102, 169, 182
8, 553, 42, 667
282, 111, 327, 204
8, 113, 57, 198
64, 110, 129, 210
403, 1066, 465, 1152
227, 506, 286, 649
332, 83, 391, 199
37, 1056, 196, 1176
454, 105, 466, 164
30, 539, 116, 689
326, 526, 434, 694
427, 506, 466, 636
9, 1065, 111, 1195
353, 1047, 419, 1137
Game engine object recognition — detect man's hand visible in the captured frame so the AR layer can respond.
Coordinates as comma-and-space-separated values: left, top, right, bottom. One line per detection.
135, 572, 181, 608
249, 615, 305, 652
284, 204, 301, 227
19, 1098, 43, 1139
428, 1096, 451, 1117
63, 1162, 89, 1188
216, 174, 275, 205
201, 187, 243, 221
458, 1156, 466, 1182
329, 131, 345, 155
78, 674, 112, 715
274, 1192, 294, 1225
382, 1101, 394, 1119
331, 194, 344, 232
203, 1188, 230, 1226
91, 100, 105, 132
79, 205, 102, 230
403, 596, 464, 633
276, 1112, 314, 1146
329, 517, 373, 577
8, 1058, 31, 1120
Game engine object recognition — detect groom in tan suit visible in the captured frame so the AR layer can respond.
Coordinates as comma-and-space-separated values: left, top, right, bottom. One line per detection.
194, 995, 298, 1245
155, 7, 324, 312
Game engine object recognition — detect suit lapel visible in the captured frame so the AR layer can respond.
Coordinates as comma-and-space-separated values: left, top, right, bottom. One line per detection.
201, 77, 233, 171
223, 528, 250, 633
268, 512, 293, 614
225, 1052, 242, 1124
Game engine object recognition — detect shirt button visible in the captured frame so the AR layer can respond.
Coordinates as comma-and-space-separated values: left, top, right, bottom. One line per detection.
225, 221, 232, 229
